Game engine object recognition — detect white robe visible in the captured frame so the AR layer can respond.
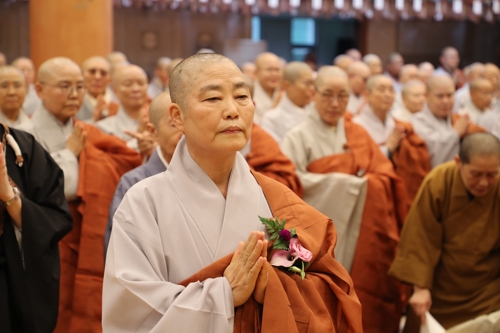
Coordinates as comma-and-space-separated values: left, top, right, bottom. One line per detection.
103, 137, 271, 333
458, 100, 491, 125
392, 104, 415, 122
252, 80, 276, 125
96, 107, 138, 149
148, 77, 164, 99
454, 83, 470, 113
0, 109, 30, 129
17, 105, 78, 200
260, 93, 309, 143
353, 105, 395, 157
281, 108, 367, 272
346, 92, 364, 115
411, 106, 460, 168
22, 84, 41, 116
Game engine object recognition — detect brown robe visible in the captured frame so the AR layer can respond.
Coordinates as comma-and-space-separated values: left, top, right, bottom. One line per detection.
389, 161, 500, 330
392, 120, 431, 207
247, 124, 303, 198
55, 122, 143, 333
180, 171, 363, 333
306, 116, 408, 333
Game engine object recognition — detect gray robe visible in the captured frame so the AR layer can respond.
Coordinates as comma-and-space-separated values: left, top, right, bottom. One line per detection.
103, 137, 271, 332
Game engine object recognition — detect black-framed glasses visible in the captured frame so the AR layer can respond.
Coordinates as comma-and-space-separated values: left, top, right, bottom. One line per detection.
40, 82, 86, 97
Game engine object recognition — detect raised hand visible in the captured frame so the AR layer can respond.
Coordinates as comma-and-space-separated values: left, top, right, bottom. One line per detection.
224, 231, 267, 307
386, 125, 405, 153
453, 116, 470, 138
91, 95, 107, 122
66, 123, 87, 157
0, 143, 21, 229
123, 129, 157, 159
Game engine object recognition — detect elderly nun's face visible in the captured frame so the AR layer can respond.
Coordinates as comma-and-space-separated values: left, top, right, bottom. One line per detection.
174, 62, 254, 155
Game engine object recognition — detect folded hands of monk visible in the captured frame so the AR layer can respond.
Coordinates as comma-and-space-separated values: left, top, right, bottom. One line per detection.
409, 286, 432, 325
224, 231, 268, 307
66, 122, 87, 157
387, 125, 406, 153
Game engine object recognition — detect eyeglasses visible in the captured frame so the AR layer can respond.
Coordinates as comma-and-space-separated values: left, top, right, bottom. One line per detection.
317, 90, 350, 103
40, 82, 86, 97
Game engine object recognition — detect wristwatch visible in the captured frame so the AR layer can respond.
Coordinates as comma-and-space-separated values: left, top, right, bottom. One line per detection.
3, 187, 21, 206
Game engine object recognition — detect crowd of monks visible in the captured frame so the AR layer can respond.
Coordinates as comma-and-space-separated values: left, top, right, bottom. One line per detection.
0, 45, 500, 333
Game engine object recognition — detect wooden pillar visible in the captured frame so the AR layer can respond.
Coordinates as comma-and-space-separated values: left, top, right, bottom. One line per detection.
30, 0, 113, 69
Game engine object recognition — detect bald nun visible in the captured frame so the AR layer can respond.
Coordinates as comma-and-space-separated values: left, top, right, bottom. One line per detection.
392, 80, 426, 122
76, 56, 119, 122
148, 57, 171, 98
282, 66, 408, 333
454, 62, 484, 112
459, 78, 495, 124
253, 52, 281, 124
0, 66, 30, 128
102, 54, 363, 332
363, 54, 383, 75
346, 61, 371, 114
11, 57, 41, 116
260, 61, 314, 143
390, 133, 500, 331
18, 57, 142, 332
411, 75, 485, 168
104, 92, 183, 253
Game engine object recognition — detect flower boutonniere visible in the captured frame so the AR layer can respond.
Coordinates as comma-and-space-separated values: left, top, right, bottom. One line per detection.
259, 216, 313, 280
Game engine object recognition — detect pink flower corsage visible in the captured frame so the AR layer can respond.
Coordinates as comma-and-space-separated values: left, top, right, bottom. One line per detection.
259, 216, 313, 280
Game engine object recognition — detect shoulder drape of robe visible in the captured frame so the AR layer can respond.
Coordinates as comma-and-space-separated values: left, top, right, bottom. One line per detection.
0, 127, 72, 333
392, 120, 431, 207
451, 114, 487, 134
246, 124, 303, 198
55, 121, 142, 333
389, 161, 500, 330
179, 171, 363, 333
306, 116, 408, 333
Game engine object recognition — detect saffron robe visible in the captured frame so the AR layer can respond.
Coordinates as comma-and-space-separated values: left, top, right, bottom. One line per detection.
389, 161, 500, 329
246, 124, 303, 198
54, 122, 142, 333
282, 108, 408, 333
260, 94, 309, 143
0, 127, 72, 333
103, 136, 363, 332
353, 105, 431, 205
411, 106, 485, 168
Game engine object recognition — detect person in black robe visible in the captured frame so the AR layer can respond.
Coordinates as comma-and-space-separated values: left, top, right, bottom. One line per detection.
0, 124, 72, 333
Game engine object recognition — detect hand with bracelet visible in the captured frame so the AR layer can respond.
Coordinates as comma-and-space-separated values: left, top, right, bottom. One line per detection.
0, 142, 22, 230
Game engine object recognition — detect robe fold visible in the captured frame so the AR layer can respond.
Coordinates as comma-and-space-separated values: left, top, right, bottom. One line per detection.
0, 127, 73, 333
55, 122, 142, 333
103, 136, 362, 333
392, 120, 431, 206
181, 171, 363, 333
282, 109, 408, 333
389, 161, 500, 330
246, 124, 303, 198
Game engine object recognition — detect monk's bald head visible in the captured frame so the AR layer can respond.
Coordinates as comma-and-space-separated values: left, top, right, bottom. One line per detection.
0, 65, 25, 80
107, 52, 128, 66
315, 66, 349, 90
112, 65, 147, 87
427, 75, 455, 94
460, 133, 500, 165
82, 56, 110, 72
37, 57, 81, 83
255, 52, 280, 70
149, 92, 172, 128
457, 132, 500, 196
283, 62, 312, 83
333, 55, 353, 72
170, 53, 238, 112
399, 64, 419, 84
347, 62, 370, 96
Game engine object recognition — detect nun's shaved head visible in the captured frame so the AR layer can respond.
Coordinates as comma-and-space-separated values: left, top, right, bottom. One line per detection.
315, 66, 349, 90
37, 57, 81, 83
149, 92, 172, 128
169, 53, 240, 112
283, 62, 312, 83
